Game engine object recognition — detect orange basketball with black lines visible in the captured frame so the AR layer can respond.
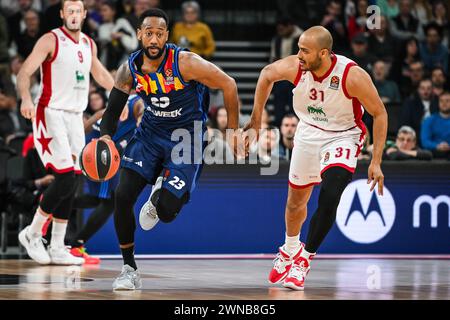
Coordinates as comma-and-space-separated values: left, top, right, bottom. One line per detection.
79, 139, 120, 182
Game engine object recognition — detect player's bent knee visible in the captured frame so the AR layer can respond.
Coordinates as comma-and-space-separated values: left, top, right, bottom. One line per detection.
156, 188, 188, 223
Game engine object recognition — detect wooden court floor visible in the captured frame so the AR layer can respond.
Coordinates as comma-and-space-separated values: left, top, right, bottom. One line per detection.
0, 258, 449, 300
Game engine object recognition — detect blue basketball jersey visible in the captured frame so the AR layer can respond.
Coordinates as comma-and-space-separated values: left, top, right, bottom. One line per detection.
128, 44, 210, 142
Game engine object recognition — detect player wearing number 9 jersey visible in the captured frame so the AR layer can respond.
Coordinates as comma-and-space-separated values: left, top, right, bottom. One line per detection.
99, 9, 240, 290
244, 26, 388, 290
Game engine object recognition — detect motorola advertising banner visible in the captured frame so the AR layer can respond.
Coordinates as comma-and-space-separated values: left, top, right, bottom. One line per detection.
86, 163, 450, 255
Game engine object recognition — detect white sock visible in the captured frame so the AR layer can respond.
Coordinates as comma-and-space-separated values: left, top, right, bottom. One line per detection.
300, 247, 316, 263
284, 233, 301, 256
50, 221, 67, 248
28, 209, 49, 236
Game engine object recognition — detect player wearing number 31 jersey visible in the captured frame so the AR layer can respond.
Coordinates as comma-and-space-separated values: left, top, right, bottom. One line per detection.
244, 26, 388, 290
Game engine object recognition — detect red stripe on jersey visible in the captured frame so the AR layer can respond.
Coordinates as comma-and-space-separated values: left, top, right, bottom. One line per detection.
48, 31, 59, 63
293, 63, 303, 86
59, 27, 79, 44
311, 53, 337, 83
88, 36, 94, 56
36, 32, 58, 129
342, 62, 358, 99
352, 97, 367, 139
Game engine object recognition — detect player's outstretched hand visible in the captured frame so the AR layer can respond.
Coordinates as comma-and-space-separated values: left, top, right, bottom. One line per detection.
367, 162, 384, 196
20, 100, 35, 120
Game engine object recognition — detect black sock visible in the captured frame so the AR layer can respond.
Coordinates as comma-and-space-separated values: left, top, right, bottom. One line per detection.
121, 246, 137, 270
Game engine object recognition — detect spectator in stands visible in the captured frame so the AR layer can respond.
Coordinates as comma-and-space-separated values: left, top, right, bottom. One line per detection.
419, 22, 448, 75
390, 0, 425, 41
42, 0, 63, 32
401, 78, 439, 144
377, 0, 399, 19
0, 72, 18, 141
7, 0, 40, 47
346, 0, 370, 41
84, 90, 106, 133
205, 106, 233, 163
391, 36, 421, 83
373, 60, 402, 104
278, 114, 298, 161
384, 125, 432, 160
1, 0, 42, 17
211, 106, 228, 138
401, 60, 425, 98
431, 66, 448, 97
124, 0, 159, 30
411, 0, 432, 26
320, 0, 349, 54
367, 15, 398, 63
431, 1, 449, 47
349, 32, 376, 73
270, 17, 303, 127
98, 1, 138, 70
0, 11, 9, 80
421, 91, 450, 159
170, 1, 215, 59
14, 9, 43, 58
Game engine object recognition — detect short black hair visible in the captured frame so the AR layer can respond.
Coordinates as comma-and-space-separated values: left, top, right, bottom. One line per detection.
139, 8, 169, 29
424, 22, 443, 38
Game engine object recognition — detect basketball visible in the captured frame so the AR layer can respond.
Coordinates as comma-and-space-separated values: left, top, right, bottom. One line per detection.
79, 139, 120, 182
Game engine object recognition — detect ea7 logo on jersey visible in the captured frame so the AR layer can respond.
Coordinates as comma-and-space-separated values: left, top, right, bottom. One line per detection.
329, 76, 340, 90
336, 179, 396, 244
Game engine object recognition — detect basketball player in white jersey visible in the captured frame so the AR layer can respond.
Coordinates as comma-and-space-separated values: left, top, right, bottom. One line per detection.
245, 26, 387, 290
17, 0, 114, 265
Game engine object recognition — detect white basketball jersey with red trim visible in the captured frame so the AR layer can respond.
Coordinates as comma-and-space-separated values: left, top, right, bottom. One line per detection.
292, 54, 365, 134
35, 27, 92, 112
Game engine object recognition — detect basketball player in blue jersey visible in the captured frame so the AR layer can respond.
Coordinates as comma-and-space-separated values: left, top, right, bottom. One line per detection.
99, 9, 240, 290
68, 95, 144, 264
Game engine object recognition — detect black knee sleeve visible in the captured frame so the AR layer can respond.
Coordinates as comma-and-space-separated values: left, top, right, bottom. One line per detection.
318, 167, 353, 211
40, 171, 78, 215
305, 167, 352, 253
155, 188, 189, 223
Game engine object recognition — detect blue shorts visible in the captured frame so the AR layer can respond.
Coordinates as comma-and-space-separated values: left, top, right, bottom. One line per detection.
85, 172, 120, 199
120, 130, 205, 199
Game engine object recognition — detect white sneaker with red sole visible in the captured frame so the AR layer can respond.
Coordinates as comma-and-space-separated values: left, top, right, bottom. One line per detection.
283, 256, 312, 290
268, 243, 304, 284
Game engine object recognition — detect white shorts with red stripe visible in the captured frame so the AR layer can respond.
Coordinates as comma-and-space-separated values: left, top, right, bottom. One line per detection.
288, 119, 365, 189
33, 106, 85, 174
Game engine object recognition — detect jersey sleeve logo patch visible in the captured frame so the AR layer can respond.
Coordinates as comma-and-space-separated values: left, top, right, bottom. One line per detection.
329, 75, 340, 90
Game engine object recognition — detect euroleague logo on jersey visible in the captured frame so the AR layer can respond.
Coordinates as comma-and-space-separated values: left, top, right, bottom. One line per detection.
336, 179, 396, 244
329, 76, 340, 90
165, 68, 174, 85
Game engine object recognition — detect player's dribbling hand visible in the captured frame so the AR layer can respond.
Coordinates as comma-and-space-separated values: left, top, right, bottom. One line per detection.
367, 162, 384, 196
99, 135, 112, 142
20, 100, 35, 120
